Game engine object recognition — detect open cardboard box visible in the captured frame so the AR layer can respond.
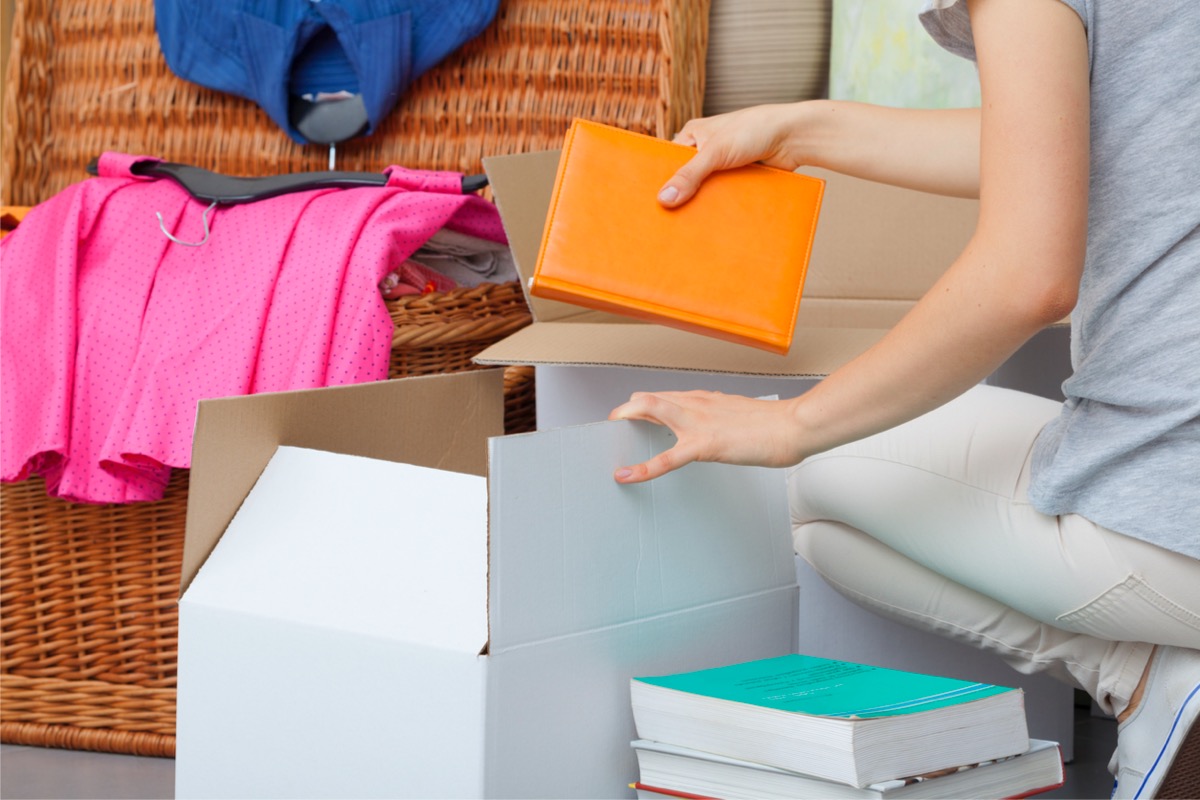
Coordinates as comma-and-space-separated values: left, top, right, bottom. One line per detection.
175, 369, 798, 799
472, 149, 1077, 758
475, 150, 981, 375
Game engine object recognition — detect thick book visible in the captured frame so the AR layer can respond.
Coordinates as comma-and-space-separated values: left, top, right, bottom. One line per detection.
630, 654, 1030, 788
631, 738, 1065, 800
529, 118, 825, 354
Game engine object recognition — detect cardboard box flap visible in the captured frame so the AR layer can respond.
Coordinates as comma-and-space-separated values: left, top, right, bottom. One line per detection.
475, 321, 890, 377
180, 447, 489, 652
483, 148, 592, 324
478, 148, 979, 375
799, 167, 978, 301
486, 419, 795, 651
182, 370, 505, 596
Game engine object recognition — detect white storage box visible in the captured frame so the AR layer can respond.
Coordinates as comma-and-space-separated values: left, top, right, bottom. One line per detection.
175, 370, 798, 798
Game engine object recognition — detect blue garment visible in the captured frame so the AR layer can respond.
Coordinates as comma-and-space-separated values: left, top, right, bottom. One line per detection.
154, 0, 499, 144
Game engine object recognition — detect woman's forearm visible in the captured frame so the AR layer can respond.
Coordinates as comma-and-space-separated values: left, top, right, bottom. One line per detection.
783, 234, 1073, 460
792, 101, 982, 198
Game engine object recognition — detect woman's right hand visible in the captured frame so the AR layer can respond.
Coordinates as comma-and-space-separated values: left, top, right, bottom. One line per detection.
610, 389, 809, 483
658, 103, 810, 208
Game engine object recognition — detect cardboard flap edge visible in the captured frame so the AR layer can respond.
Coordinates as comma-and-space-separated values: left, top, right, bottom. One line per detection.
180, 371, 506, 598
475, 321, 891, 378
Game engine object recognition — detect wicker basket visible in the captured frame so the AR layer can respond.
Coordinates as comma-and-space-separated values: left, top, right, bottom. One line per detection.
0, 0, 709, 757
2, 0, 707, 201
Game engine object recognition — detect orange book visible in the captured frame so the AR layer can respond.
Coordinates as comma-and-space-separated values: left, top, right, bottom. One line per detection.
529, 119, 825, 354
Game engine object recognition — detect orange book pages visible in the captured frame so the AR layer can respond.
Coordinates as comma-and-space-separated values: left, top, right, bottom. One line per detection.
530, 119, 825, 354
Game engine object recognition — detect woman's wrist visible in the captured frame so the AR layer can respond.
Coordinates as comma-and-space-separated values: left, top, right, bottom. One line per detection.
781, 392, 824, 465
783, 100, 845, 172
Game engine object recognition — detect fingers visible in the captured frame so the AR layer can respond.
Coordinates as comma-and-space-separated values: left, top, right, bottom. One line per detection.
661, 119, 719, 207
614, 445, 691, 484
672, 127, 698, 146
662, 105, 803, 207
658, 147, 721, 208
610, 391, 670, 423
610, 393, 699, 483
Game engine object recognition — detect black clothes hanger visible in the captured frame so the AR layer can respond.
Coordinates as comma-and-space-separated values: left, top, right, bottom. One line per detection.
85, 158, 489, 205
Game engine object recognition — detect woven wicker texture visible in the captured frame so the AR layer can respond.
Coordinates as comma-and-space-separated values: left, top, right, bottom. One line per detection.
1, 472, 189, 757
2, 0, 708, 206
1, 0, 709, 757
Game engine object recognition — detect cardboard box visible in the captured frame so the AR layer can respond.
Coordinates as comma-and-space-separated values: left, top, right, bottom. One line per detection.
174, 370, 799, 799
475, 150, 981, 376
523, 364, 1076, 760
472, 151, 1075, 758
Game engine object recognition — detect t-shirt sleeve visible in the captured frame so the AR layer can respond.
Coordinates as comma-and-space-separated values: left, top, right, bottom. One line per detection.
919, 0, 977, 61
918, 0, 1089, 62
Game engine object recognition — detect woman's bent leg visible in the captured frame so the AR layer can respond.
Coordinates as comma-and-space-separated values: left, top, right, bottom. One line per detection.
788, 384, 1200, 717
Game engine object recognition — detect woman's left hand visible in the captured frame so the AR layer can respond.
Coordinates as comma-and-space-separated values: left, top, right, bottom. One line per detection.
609, 390, 806, 483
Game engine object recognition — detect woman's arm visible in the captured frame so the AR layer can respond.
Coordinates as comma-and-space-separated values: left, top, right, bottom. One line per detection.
662, 103, 982, 204
795, 102, 982, 198
612, 0, 1089, 483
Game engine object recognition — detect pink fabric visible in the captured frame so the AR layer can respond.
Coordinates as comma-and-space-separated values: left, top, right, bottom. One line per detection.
1, 153, 508, 503
97, 152, 163, 179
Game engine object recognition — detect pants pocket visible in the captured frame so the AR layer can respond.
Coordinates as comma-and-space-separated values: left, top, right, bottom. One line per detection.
1056, 573, 1200, 646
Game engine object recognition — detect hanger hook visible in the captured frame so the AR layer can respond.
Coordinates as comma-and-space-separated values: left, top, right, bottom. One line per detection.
157, 200, 218, 246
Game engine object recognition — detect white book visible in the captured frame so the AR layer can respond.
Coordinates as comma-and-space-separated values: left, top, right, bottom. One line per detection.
631, 655, 1030, 787
632, 738, 1065, 800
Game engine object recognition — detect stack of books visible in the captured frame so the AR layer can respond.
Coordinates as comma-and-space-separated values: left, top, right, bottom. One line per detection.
628, 654, 1065, 800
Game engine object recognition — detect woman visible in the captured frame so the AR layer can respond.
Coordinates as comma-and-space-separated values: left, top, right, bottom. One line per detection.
610, 1, 1200, 797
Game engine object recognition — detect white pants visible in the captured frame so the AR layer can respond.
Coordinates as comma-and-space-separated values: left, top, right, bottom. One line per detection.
789, 384, 1200, 717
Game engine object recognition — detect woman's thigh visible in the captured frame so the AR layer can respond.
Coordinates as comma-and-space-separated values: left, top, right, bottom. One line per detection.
788, 384, 1200, 647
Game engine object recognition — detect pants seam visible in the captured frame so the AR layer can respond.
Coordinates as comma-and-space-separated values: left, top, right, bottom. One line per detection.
794, 452, 1037, 505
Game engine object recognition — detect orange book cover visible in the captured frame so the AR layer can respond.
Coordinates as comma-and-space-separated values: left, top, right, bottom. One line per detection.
529, 119, 825, 354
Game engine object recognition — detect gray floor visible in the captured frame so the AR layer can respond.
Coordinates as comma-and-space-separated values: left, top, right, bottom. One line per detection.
0, 744, 175, 800
1, 703, 1116, 800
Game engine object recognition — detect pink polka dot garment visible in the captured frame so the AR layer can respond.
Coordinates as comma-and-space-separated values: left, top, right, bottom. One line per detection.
0, 152, 508, 504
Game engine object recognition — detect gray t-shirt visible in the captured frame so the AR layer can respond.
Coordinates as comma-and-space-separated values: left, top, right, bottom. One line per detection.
919, 0, 1200, 560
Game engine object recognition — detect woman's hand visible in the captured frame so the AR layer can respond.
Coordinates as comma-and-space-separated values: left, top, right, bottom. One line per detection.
609, 390, 807, 483
658, 104, 810, 207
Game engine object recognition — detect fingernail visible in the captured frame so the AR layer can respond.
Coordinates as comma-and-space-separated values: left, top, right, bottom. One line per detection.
658, 185, 679, 204
615, 468, 633, 480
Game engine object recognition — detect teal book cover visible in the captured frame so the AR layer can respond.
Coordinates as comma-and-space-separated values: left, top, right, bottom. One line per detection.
634, 654, 1015, 719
